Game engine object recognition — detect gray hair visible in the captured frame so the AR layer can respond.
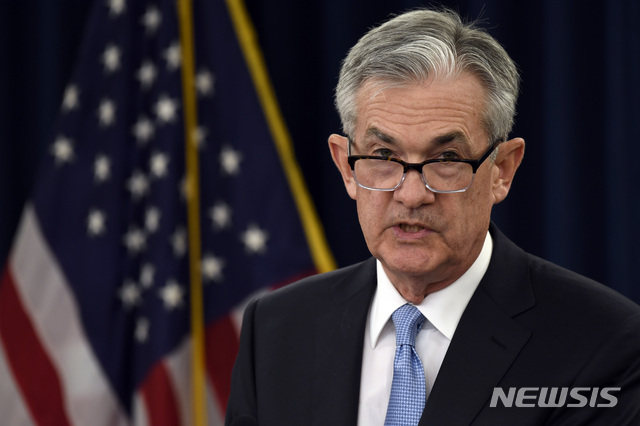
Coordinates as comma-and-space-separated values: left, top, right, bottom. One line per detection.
335, 8, 520, 144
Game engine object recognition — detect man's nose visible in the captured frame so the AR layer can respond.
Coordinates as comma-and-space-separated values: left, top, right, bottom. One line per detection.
393, 169, 435, 208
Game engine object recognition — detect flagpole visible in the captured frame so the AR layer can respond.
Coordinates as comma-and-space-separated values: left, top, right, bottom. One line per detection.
225, 0, 337, 274
176, 0, 207, 425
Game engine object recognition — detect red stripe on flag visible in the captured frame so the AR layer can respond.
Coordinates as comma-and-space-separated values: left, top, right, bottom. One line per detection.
0, 267, 72, 426
206, 315, 239, 413
140, 361, 181, 426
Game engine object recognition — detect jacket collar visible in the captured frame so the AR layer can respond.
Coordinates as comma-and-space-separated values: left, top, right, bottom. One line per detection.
420, 223, 535, 425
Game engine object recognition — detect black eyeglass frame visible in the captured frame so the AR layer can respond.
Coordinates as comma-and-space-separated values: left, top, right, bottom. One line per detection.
347, 138, 502, 193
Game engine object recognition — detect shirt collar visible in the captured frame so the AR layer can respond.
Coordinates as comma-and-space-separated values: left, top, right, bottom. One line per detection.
369, 231, 493, 348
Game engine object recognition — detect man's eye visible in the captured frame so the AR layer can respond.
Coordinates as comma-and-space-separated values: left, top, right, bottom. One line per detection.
438, 151, 462, 161
373, 148, 394, 158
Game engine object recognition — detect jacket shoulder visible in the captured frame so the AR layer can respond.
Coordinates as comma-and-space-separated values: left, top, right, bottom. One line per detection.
488, 223, 640, 321
252, 258, 376, 315
527, 252, 640, 327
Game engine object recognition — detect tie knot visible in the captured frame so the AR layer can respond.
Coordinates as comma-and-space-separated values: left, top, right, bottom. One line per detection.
391, 304, 426, 347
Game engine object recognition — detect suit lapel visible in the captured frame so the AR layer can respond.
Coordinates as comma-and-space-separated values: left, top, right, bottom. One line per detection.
310, 259, 377, 426
420, 224, 535, 425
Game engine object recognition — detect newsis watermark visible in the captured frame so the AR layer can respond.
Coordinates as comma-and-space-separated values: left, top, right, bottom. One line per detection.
490, 387, 621, 408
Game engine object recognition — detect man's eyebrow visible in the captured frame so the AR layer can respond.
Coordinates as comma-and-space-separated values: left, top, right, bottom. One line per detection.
432, 131, 471, 147
364, 127, 396, 145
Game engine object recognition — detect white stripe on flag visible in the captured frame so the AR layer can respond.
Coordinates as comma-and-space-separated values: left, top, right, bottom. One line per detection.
164, 336, 225, 425
165, 337, 192, 426
207, 375, 225, 426
10, 205, 129, 426
162, 336, 226, 426
133, 392, 149, 426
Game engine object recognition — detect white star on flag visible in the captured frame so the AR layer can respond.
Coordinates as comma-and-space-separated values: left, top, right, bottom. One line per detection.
132, 116, 155, 144
87, 209, 107, 236
210, 201, 232, 230
98, 98, 117, 127
154, 94, 179, 124
50, 135, 75, 166
171, 227, 187, 257
94, 154, 111, 182
123, 227, 147, 255
150, 151, 170, 178
141, 5, 162, 35
101, 44, 122, 73
126, 170, 150, 199
139, 263, 155, 289
202, 254, 225, 283
62, 84, 80, 112
241, 223, 269, 254
196, 69, 215, 96
118, 280, 141, 308
158, 280, 185, 310
220, 145, 243, 175
107, 0, 126, 17
145, 207, 161, 233
136, 61, 158, 90
163, 41, 181, 71
135, 317, 150, 343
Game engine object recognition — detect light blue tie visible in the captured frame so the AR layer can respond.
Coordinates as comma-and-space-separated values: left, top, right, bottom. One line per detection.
384, 304, 427, 426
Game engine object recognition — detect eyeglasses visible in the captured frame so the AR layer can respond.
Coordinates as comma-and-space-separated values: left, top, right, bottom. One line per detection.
347, 139, 501, 193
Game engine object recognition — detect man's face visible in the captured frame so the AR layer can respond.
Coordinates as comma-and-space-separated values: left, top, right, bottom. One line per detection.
329, 73, 524, 297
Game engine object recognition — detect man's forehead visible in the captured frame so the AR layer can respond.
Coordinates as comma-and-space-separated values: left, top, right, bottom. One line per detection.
353, 75, 488, 145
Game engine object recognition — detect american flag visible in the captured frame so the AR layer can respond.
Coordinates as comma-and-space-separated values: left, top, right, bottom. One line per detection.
0, 0, 333, 425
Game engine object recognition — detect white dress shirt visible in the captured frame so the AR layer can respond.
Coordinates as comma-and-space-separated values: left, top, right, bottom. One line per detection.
357, 232, 493, 425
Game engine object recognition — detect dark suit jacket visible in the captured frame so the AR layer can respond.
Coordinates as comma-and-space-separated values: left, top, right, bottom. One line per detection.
226, 224, 640, 425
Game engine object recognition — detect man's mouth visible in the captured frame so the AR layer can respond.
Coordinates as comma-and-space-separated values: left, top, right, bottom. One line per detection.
399, 223, 425, 233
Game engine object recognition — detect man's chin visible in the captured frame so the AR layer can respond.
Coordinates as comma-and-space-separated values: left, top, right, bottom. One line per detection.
379, 250, 443, 280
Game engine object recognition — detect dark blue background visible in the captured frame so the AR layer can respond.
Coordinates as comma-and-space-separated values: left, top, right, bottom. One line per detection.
1, 0, 638, 303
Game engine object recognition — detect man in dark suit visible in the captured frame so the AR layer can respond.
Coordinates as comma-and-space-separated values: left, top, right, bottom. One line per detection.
226, 8, 640, 425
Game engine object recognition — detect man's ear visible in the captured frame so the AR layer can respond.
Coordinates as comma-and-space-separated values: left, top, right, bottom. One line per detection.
328, 134, 357, 200
492, 137, 525, 204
